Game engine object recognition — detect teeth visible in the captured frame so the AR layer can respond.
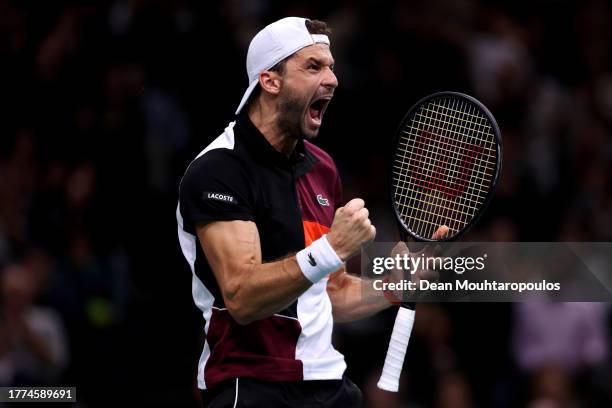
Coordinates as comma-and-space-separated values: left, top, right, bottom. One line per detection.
308, 97, 331, 124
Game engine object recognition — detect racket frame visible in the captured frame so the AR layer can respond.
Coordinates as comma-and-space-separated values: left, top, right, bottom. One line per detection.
378, 92, 503, 392
389, 91, 503, 242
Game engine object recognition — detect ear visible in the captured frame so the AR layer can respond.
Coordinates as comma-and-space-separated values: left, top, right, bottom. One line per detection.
258, 71, 282, 95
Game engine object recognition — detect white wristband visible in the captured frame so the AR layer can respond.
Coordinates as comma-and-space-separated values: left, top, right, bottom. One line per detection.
296, 234, 344, 283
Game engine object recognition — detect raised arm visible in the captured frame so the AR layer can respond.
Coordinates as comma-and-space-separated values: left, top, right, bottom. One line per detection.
197, 198, 375, 325
197, 220, 310, 325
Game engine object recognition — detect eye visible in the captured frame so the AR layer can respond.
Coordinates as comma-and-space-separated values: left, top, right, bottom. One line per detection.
308, 63, 319, 71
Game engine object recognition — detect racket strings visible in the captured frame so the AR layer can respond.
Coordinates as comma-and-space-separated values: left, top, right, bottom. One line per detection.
412, 99, 489, 234
393, 97, 498, 239
399, 99, 494, 236
393, 153, 493, 190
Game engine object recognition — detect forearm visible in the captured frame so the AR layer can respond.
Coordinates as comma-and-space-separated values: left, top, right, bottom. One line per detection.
227, 235, 344, 324
226, 255, 312, 324
199, 198, 375, 325
329, 273, 393, 322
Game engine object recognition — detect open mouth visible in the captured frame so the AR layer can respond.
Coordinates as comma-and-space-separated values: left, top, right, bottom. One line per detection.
308, 97, 331, 124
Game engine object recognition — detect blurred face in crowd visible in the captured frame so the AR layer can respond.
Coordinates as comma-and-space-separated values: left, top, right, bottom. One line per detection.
1, 265, 36, 314
271, 44, 338, 140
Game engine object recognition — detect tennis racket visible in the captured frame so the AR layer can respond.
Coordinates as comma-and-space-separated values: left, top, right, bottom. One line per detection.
377, 91, 502, 392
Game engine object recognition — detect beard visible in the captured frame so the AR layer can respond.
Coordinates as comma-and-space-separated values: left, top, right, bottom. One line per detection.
277, 89, 312, 140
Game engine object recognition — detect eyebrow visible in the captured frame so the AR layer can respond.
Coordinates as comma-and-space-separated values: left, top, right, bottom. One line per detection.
305, 56, 335, 68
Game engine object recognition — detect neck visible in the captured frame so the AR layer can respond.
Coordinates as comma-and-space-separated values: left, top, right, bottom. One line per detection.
248, 99, 298, 157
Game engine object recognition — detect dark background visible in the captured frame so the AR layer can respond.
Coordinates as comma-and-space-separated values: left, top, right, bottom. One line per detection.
0, 0, 611, 406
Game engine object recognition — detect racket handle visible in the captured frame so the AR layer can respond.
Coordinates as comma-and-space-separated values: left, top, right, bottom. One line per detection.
377, 306, 416, 392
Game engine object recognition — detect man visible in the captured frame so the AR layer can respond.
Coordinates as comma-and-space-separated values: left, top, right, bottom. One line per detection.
177, 17, 445, 407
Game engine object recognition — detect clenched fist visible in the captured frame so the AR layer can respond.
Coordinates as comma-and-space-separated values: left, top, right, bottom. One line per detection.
326, 198, 376, 261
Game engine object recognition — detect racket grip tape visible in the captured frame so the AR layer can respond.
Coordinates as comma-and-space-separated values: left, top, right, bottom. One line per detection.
376, 306, 416, 392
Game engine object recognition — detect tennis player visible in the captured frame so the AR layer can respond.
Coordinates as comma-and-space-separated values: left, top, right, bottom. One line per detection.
177, 17, 444, 407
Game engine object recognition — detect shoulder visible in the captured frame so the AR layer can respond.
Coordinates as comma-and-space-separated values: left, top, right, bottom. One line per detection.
304, 140, 339, 176
186, 148, 245, 178
181, 122, 250, 185
180, 150, 253, 206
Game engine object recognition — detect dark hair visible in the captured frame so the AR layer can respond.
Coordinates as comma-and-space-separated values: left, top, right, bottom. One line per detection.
305, 19, 331, 36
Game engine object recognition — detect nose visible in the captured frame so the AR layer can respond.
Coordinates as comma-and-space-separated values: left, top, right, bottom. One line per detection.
322, 67, 338, 90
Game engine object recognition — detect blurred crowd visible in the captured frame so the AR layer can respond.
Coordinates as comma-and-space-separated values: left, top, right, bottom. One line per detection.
0, 0, 611, 406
